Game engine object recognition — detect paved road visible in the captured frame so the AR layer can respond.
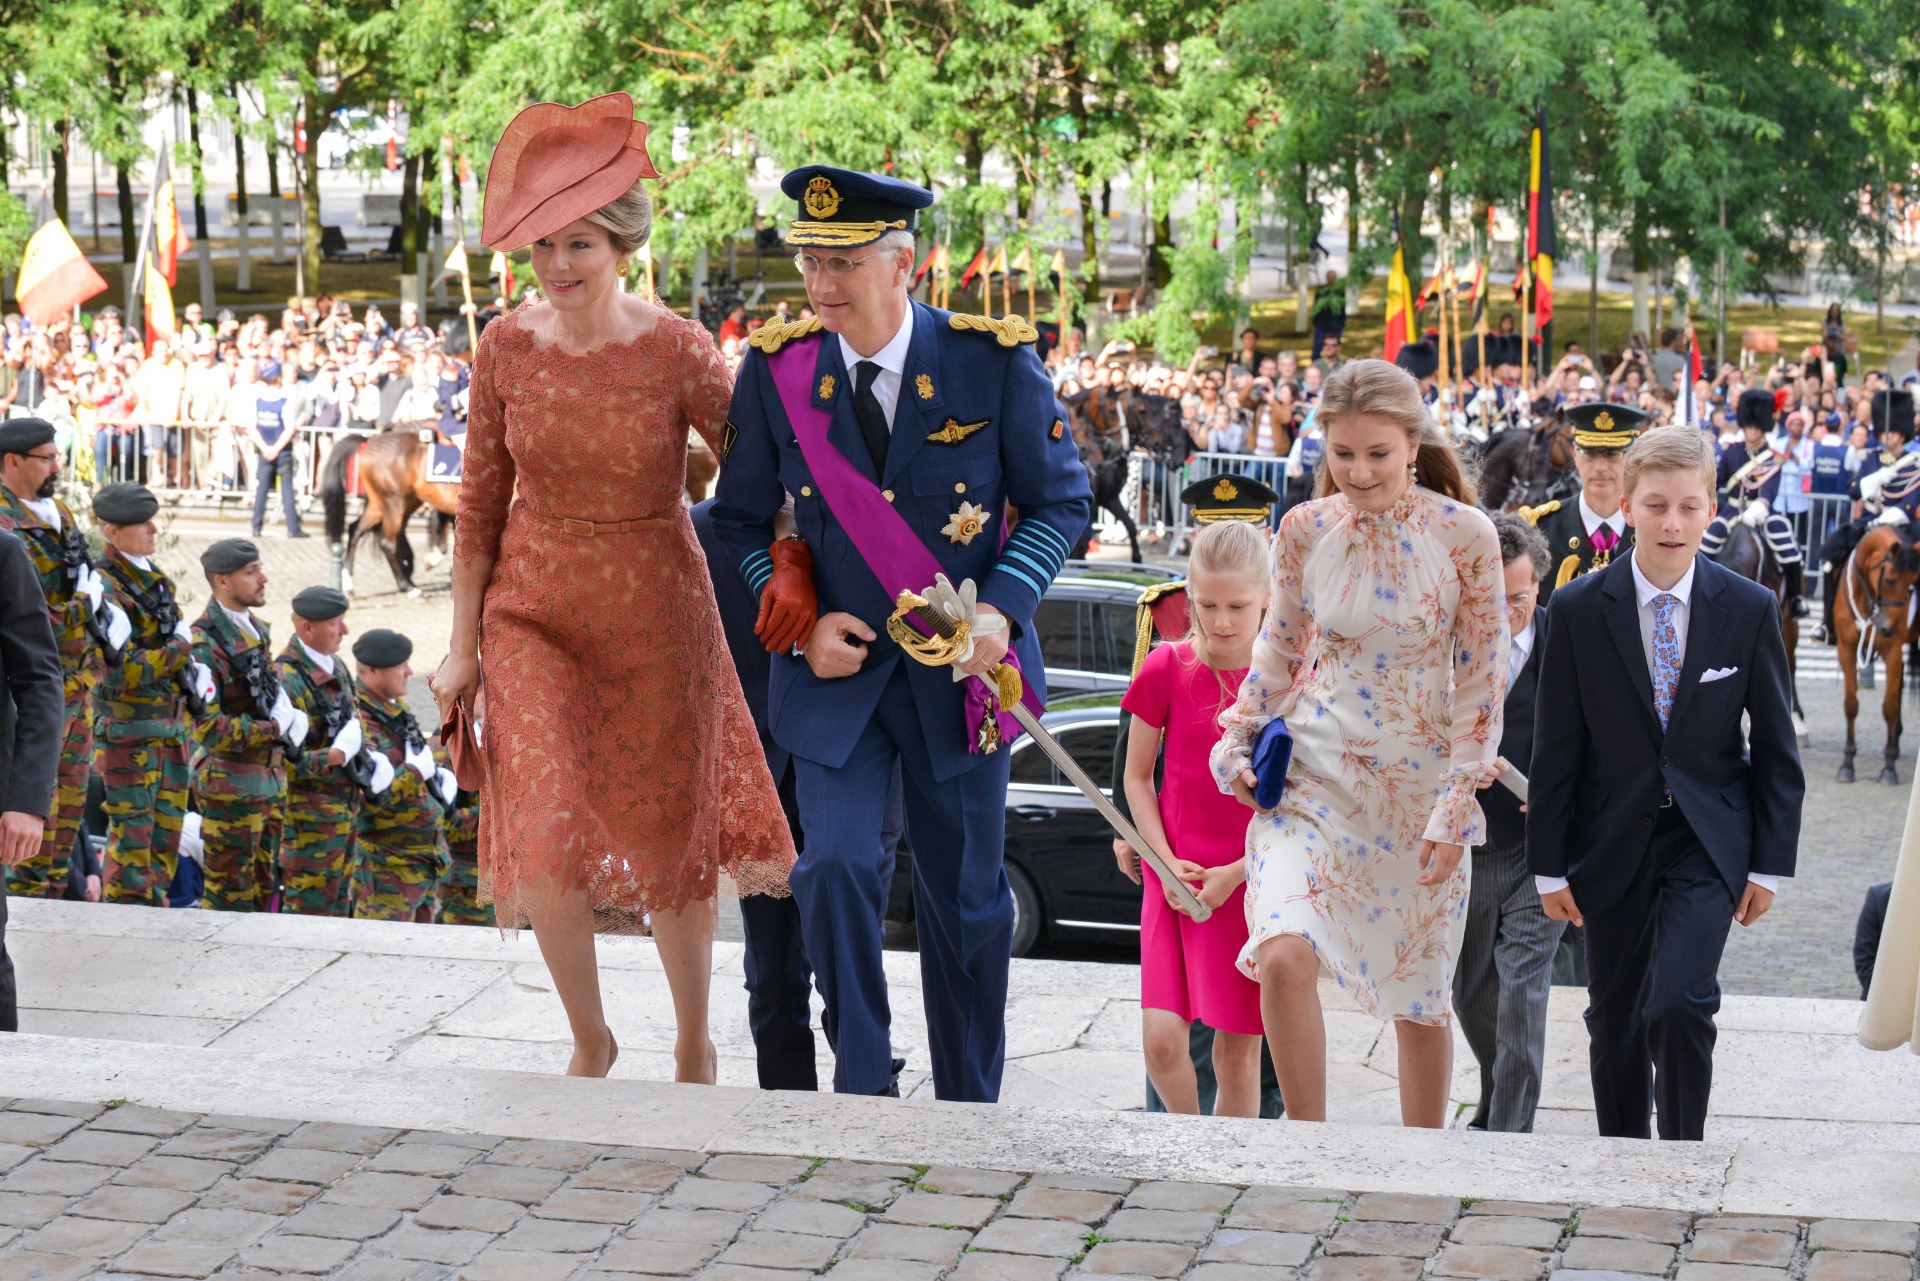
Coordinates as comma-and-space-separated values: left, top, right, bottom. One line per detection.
151, 510, 1912, 1001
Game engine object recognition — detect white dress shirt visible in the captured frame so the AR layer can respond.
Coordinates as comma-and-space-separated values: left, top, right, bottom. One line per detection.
218, 601, 260, 642
837, 304, 915, 431
125, 553, 153, 572
297, 636, 335, 676
1536, 551, 1780, 895
22, 497, 59, 531
1578, 493, 1626, 543
1509, 619, 1535, 684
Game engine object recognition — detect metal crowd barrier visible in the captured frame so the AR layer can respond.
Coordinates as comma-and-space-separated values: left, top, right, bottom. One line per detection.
66, 419, 415, 508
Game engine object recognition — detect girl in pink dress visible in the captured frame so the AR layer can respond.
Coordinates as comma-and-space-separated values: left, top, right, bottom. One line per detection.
1118, 520, 1270, 1116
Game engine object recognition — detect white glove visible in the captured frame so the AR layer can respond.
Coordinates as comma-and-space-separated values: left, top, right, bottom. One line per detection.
367, 752, 395, 795
173, 617, 194, 644
1740, 498, 1770, 528
285, 707, 310, 748
269, 688, 296, 737
330, 716, 363, 759
433, 766, 458, 806
75, 565, 104, 612
189, 661, 217, 705
178, 811, 205, 865
1861, 466, 1896, 502
921, 574, 1007, 680
404, 739, 436, 780
1873, 506, 1910, 527
103, 602, 132, 651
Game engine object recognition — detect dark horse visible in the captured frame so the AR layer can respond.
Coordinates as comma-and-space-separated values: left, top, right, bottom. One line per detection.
1062, 385, 1190, 562
321, 430, 460, 597
1479, 417, 1577, 512
1710, 520, 1805, 742
1828, 521, 1920, 783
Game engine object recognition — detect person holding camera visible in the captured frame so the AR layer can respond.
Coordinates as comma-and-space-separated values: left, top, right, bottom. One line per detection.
276, 586, 370, 917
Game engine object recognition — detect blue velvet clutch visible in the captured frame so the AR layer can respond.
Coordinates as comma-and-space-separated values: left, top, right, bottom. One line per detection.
1250, 717, 1293, 810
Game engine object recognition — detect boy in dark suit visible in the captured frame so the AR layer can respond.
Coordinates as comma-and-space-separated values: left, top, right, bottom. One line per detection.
1528, 426, 1804, 1141
1453, 513, 1561, 1132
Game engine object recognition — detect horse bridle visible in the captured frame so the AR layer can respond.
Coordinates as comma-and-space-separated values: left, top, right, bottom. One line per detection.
1846, 540, 1917, 638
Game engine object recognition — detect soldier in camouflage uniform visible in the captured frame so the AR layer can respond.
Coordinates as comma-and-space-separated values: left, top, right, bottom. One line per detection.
350, 630, 449, 921
432, 741, 488, 926
276, 586, 364, 915
91, 484, 200, 905
190, 539, 302, 911
0, 419, 124, 896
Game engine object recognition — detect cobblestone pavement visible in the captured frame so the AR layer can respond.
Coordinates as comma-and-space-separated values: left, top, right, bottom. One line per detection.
0, 1096, 1914, 1281
147, 510, 1917, 1000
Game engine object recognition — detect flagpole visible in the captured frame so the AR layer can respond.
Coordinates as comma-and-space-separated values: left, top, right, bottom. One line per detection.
1027, 237, 1037, 321
127, 138, 166, 320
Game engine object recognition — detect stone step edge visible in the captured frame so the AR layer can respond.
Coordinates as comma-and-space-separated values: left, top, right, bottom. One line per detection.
4, 1031, 1909, 1220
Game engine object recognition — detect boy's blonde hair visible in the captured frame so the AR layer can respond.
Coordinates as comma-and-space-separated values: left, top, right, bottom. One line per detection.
1623, 425, 1716, 498
1182, 519, 1271, 679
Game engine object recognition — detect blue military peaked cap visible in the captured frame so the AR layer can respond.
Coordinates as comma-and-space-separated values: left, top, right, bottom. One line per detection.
781, 166, 933, 250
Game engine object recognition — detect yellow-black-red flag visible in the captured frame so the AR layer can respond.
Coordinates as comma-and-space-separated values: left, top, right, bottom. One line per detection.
143, 262, 177, 348
1384, 214, 1414, 362
152, 153, 191, 287
15, 215, 107, 326
1527, 106, 1555, 331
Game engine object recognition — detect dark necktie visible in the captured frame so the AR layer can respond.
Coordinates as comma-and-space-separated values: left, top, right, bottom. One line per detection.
852, 360, 890, 474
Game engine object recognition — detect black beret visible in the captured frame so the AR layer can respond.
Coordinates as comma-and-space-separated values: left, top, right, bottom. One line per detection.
352, 628, 413, 668
1736, 388, 1778, 431
91, 483, 159, 526
290, 586, 350, 621
200, 539, 262, 575
0, 417, 56, 455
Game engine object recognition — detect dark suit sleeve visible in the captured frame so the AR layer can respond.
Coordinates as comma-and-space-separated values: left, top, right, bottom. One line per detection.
1743, 592, 1804, 877
1855, 882, 1891, 998
0, 530, 63, 817
710, 350, 784, 595
1525, 592, 1585, 879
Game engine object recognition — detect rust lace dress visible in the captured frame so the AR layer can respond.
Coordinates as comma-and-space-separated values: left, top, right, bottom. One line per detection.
454, 300, 794, 930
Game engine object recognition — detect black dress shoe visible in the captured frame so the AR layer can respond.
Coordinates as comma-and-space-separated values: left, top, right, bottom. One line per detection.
1789, 596, 1809, 618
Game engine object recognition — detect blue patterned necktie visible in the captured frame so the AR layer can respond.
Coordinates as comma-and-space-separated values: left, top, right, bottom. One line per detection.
1651, 593, 1681, 728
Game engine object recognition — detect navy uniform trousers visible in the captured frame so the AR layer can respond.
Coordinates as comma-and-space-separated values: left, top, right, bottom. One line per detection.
791, 663, 1013, 1102
1583, 804, 1736, 1142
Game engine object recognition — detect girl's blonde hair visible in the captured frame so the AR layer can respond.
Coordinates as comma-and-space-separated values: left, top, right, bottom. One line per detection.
1315, 358, 1477, 506
1182, 519, 1271, 697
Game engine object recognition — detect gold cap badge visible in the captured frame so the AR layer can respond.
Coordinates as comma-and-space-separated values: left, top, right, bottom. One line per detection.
804, 177, 841, 220
1213, 478, 1240, 502
1594, 411, 1615, 432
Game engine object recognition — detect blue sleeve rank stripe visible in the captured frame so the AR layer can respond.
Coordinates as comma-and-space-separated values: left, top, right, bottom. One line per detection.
741, 549, 774, 595
995, 521, 1072, 599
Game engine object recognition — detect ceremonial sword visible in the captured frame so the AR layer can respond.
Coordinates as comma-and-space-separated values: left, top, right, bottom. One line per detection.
888, 587, 1213, 922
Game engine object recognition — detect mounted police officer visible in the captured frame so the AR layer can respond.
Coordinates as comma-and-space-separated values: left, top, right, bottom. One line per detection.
350, 629, 451, 921
277, 586, 367, 915
191, 538, 302, 910
91, 484, 200, 905
1521, 401, 1648, 605
711, 166, 1093, 1102
1820, 389, 1920, 644
0, 418, 128, 896
1701, 388, 1808, 617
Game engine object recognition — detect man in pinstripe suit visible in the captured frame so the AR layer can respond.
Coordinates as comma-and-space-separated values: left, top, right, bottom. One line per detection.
1453, 513, 1564, 1132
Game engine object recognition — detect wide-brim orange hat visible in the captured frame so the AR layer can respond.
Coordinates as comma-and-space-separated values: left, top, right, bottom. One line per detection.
481, 92, 660, 252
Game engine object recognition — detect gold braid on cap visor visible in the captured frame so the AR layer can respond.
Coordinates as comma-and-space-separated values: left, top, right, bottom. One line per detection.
789, 219, 910, 247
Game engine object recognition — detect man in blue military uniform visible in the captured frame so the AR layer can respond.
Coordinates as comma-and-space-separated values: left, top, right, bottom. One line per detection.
1701, 388, 1808, 616
712, 166, 1093, 1103
1819, 390, 1920, 643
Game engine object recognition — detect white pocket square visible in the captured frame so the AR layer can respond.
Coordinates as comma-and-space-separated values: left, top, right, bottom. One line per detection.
1700, 666, 1739, 683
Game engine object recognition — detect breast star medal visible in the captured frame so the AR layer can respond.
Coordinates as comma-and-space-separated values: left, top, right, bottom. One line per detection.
942, 501, 991, 545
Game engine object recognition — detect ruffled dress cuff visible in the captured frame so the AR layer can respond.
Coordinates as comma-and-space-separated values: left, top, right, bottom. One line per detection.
1422, 759, 1506, 847
1210, 729, 1256, 796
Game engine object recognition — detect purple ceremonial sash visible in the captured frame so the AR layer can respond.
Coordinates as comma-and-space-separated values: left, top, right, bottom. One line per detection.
767, 340, 1042, 751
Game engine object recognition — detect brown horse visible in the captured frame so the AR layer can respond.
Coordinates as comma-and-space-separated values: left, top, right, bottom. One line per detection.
1710, 520, 1804, 741
1479, 418, 1577, 512
322, 428, 724, 596
1832, 522, 1920, 783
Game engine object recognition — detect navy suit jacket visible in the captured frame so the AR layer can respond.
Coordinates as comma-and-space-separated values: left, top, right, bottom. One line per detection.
1483, 606, 1545, 851
711, 299, 1093, 781
1527, 553, 1803, 913
690, 500, 787, 783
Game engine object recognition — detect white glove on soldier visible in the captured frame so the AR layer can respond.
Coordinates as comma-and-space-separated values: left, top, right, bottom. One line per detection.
404, 739, 436, 780
1861, 466, 1896, 502
330, 716, 363, 759
1740, 498, 1770, 528
75, 565, 104, 611
285, 707, 310, 748
367, 752, 396, 795
269, 688, 296, 737
433, 767, 458, 806
173, 617, 194, 644
103, 602, 132, 651
189, 661, 216, 705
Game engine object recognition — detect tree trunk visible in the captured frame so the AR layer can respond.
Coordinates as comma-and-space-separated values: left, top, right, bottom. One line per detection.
1074, 169, 1100, 331
51, 121, 69, 228
115, 162, 137, 313
399, 145, 419, 307
961, 131, 985, 253
266, 124, 284, 263
185, 87, 215, 311
1345, 157, 1360, 313
1152, 211, 1173, 290
300, 94, 325, 295
233, 86, 251, 292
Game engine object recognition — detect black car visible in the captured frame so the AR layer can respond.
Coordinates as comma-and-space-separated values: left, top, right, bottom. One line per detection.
887, 702, 1141, 957
1036, 559, 1183, 700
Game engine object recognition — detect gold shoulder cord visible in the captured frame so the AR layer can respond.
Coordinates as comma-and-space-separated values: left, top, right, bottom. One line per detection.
747, 316, 825, 354
1555, 553, 1581, 589
948, 314, 1039, 347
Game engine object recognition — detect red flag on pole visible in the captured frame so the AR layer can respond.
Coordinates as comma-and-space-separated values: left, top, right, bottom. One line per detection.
957, 246, 987, 291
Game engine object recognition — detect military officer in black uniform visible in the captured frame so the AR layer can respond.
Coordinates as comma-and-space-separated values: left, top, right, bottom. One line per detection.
1521, 401, 1651, 604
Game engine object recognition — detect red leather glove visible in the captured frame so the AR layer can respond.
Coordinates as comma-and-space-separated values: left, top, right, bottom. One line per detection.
755, 538, 818, 653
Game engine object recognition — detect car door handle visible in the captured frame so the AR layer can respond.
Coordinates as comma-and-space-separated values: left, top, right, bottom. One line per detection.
1013, 805, 1055, 822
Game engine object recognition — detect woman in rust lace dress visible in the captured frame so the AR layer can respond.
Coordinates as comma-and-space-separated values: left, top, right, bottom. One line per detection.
434, 94, 794, 1082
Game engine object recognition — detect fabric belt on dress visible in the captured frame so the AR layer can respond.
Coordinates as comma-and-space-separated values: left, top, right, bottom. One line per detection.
520, 506, 673, 537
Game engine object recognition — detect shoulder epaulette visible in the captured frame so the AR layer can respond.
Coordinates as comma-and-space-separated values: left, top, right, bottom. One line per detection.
746, 316, 824, 354
1518, 499, 1561, 527
949, 313, 1038, 347
1132, 579, 1189, 678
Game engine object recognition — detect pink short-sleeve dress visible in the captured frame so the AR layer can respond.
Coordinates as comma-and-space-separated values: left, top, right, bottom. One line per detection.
1121, 640, 1263, 1036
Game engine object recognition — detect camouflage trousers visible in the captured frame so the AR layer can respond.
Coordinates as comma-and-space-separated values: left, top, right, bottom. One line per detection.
198, 794, 283, 912
96, 734, 188, 907
280, 790, 358, 917
351, 841, 448, 922
436, 839, 491, 926
6, 702, 92, 898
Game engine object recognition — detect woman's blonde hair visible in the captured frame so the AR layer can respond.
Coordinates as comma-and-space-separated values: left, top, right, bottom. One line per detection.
1182, 518, 1271, 692
1316, 358, 1477, 506
582, 177, 654, 258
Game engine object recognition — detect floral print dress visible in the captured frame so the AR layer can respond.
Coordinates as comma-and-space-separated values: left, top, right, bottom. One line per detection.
1211, 486, 1509, 1026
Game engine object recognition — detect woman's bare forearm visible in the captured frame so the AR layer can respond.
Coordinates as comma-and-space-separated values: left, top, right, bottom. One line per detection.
449, 554, 494, 662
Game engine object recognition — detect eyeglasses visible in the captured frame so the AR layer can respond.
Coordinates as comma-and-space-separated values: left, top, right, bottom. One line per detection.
1507, 590, 1538, 608
793, 250, 890, 278
23, 450, 59, 464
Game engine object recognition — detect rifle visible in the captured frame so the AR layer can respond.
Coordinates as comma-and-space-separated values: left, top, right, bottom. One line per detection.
114, 566, 205, 716
235, 646, 300, 753
311, 680, 383, 801
22, 522, 121, 666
